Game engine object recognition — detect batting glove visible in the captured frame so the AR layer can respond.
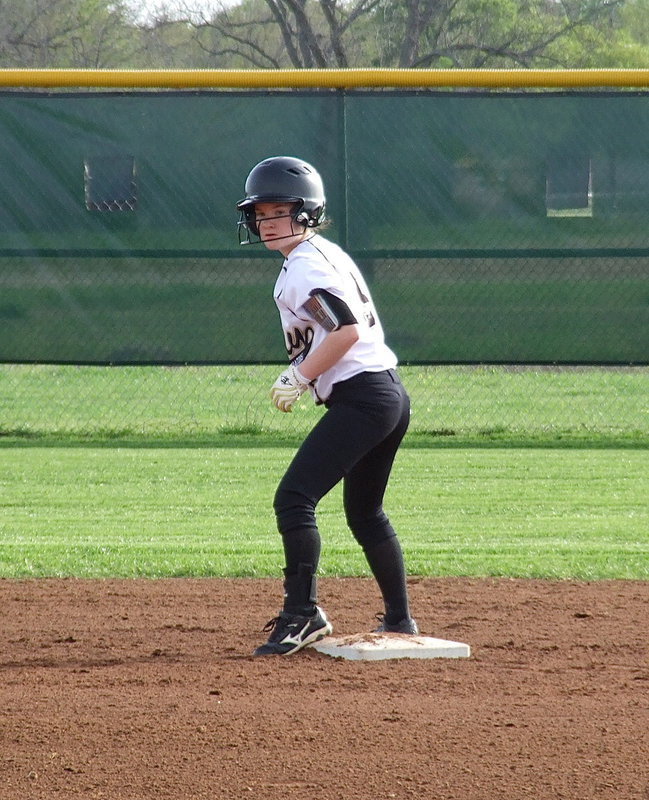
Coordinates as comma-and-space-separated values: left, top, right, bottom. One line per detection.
270, 365, 310, 412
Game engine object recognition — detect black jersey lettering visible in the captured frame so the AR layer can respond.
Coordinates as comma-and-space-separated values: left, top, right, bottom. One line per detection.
286, 326, 314, 359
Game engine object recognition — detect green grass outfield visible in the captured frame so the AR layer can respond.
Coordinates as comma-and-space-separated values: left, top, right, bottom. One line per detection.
1, 364, 647, 581
2, 272, 647, 363
2, 363, 648, 443
1, 445, 647, 581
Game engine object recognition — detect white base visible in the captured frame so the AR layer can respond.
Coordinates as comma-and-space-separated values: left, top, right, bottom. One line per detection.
309, 632, 470, 661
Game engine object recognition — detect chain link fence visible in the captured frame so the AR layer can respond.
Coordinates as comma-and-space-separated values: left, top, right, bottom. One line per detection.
2, 363, 647, 441
2, 252, 647, 364
1, 89, 648, 441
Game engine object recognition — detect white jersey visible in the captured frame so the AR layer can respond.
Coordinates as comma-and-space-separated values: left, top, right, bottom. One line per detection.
273, 234, 397, 403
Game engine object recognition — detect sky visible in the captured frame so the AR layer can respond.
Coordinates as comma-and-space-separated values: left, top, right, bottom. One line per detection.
126, 0, 223, 23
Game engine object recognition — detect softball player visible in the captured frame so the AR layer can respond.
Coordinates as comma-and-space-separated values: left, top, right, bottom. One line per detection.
237, 156, 417, 656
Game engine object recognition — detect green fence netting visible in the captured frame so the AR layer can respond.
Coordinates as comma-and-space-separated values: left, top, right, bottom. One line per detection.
1, 89, 648, 366
1, 88, 648, 440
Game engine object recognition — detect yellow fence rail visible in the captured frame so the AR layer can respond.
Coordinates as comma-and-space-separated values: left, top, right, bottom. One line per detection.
3, 68, 649, 89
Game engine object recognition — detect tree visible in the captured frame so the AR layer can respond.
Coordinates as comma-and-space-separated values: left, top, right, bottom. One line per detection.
177, 0, 631, 69
1, 0, 645, 70
0, 0, 140, 68
589, 0, 649, 66
359, 0, 630, 68
187, 0, 384, 68
132, 14, 205, 67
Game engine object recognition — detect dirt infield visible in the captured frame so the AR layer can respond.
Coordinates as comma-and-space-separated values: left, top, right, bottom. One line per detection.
2, 577, 648, 800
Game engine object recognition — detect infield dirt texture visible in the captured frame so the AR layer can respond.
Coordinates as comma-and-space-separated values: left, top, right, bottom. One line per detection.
2, 577, 648, 799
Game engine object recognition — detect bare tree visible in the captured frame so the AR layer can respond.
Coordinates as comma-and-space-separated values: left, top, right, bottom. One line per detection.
185, 0, 383, 68
397, 0, 444, 66
1, 0, 635, 70
176, 0, 629, 69
0, 0, 139, 68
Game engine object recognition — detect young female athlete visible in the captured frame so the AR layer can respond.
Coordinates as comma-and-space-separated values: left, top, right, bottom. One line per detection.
236, 156, 418, 656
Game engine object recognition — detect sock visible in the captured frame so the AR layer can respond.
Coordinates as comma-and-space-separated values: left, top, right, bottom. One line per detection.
281, 526, 321, 576
363, 537, 411, 624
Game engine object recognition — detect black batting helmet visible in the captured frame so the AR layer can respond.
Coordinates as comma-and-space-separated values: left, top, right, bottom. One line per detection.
236, 156, 326, 243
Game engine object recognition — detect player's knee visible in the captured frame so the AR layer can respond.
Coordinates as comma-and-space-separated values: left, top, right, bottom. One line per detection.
274, 487, 316, 534
347, 510, 395, 550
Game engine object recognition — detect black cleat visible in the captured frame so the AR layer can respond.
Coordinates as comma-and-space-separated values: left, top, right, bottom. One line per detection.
254, 606, 333, 656
373, 614, 419, 635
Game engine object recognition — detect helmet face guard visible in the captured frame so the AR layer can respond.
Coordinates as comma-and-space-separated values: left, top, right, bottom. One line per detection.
236, 157, 326, 245
236, 197, 305, 245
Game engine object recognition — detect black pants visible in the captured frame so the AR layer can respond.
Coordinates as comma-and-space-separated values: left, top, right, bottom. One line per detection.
274, 369, 412, 619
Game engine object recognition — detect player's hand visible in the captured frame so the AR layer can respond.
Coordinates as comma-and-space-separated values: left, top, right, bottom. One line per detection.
270, 365, 310, 412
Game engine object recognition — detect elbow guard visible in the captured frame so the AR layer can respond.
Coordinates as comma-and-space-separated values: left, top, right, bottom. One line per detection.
303, 289, 358, 332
